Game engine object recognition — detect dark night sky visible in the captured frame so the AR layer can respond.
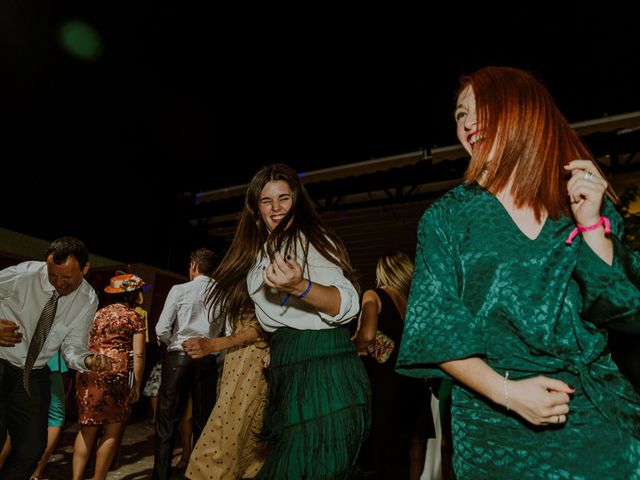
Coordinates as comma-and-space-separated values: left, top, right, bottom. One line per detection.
2, 3, 639, 271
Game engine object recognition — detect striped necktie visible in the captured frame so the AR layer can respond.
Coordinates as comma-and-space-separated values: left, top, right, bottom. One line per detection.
23, 290, 59, 396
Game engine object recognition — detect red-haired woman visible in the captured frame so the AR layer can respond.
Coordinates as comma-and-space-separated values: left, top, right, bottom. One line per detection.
397, 66, 640, 479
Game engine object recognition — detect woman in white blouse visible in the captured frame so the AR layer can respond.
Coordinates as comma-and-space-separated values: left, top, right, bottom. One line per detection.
208, 163, 370, 479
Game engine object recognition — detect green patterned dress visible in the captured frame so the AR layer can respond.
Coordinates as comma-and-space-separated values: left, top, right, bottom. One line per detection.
396, 183, 640, 480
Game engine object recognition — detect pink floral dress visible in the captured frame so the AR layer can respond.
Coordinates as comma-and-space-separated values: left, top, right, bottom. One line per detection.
76, 303, 145, 425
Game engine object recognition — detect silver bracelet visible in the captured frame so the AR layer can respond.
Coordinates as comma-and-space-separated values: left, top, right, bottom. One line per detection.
503, 371, 510, 411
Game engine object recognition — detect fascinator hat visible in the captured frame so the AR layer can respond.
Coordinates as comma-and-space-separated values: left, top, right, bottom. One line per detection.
104, 273, 145, 294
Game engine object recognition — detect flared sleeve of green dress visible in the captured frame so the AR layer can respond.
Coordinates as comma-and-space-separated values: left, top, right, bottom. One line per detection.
396, 198, 485, 378
574, 201, 640, 333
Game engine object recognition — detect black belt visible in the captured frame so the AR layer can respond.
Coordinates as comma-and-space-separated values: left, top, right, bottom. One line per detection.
167, 350, 188, 357
0, 357, 50, 374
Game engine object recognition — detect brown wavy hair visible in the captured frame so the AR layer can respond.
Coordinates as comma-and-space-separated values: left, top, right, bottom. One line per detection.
460, 66, 616, 221
208, 163, 358, 323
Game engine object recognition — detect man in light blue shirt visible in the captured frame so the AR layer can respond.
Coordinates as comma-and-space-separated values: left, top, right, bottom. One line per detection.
152, 247, 222, 480
0, 237, 112, 480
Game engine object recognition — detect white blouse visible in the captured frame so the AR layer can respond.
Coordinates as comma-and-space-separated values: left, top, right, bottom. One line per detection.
247, 240, 359, 333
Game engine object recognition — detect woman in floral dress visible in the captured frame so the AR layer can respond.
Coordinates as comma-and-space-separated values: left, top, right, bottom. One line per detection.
72, 274, 146, 480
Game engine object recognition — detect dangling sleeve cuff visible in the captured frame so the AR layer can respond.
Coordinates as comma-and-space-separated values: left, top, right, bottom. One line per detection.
574, 205, 640, 332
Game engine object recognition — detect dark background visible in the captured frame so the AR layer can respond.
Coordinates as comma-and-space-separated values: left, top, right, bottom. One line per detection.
2, 2, 639, 271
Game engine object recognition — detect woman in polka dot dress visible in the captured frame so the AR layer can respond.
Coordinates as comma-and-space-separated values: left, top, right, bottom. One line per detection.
183, 312, 269, 480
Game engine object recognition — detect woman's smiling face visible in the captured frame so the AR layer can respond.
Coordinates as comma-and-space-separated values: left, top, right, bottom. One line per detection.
258, 180, 293, 232
455, 84, 480, 156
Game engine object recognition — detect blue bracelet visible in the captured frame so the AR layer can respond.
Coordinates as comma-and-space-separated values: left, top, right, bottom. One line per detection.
296, 279, 313, 299
279, 279, 312, 306
279, 294, 290, 306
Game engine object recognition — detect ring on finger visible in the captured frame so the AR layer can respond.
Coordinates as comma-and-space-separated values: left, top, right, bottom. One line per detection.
584, 171, 594, 182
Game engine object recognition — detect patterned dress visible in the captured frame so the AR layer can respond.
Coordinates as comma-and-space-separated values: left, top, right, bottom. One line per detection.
76, 303, 145, 425
396, 183, 640, 479
186, 316, 269, 480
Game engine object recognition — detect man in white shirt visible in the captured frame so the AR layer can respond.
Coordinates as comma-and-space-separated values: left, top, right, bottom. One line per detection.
0, 237, 112, 480
152, 248, 222, 480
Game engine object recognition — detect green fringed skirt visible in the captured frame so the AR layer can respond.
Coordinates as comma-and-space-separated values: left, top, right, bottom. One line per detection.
255, 326, 371, 480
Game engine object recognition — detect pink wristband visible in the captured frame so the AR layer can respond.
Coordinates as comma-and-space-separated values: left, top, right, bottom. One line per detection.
565, 216, 612, 245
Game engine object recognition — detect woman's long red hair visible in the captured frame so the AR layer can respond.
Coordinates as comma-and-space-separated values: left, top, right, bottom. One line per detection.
461, 66, 615, 221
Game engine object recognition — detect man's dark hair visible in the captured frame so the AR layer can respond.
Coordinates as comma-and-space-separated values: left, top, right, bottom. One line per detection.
46, 237, 89, 269
190, 248, 218, 277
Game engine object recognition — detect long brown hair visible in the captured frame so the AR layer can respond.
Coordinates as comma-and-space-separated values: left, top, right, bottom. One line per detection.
208, 163, 358, 323
461, 66, 616, 221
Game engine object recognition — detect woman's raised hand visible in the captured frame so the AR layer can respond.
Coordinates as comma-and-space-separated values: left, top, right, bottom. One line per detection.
565, 159, 608, 226
263, 252, 305, 293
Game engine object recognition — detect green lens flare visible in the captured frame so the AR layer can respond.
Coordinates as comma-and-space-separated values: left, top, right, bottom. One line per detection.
59, 20, 103, 61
